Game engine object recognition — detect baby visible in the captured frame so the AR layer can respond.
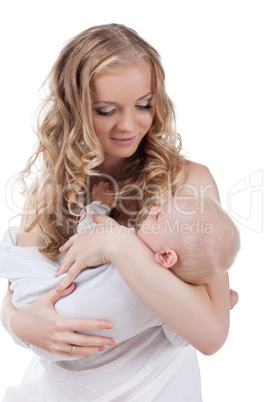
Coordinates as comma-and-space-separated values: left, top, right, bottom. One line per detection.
79, 181, 240, 286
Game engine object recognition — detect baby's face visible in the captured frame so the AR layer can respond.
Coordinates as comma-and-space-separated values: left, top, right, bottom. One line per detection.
137, 199, 176, 253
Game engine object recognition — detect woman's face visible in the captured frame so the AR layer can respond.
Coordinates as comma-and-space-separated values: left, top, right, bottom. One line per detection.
90, 65, 155, 172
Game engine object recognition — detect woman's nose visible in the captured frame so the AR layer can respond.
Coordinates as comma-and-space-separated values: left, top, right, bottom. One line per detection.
116, 109, 136, 133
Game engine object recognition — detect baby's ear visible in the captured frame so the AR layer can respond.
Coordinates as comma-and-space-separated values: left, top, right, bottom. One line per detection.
155, 248, 178, 268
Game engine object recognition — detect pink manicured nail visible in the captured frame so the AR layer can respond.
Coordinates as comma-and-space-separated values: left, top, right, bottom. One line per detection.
55, 285, 62, 291
98, 346, 105, 352
105, 323, 112, 329
108, 340, 116, 346
54, 268, 60, 277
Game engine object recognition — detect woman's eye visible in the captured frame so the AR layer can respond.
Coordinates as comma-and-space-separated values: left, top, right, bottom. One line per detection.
95, 109, 116, 117
136, 103, 153, 110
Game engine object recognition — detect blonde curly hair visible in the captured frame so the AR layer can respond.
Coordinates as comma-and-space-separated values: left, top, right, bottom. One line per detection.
19, 23, 184, 259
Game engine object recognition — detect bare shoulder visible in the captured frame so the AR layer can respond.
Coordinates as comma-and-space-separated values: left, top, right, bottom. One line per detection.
177, 160, 220, 201
16, 214, 45, 247
17, 231, 45, 247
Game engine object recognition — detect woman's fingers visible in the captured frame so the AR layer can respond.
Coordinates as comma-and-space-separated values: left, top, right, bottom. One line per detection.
55, 253, 77, 278
42, 283, 76, 306
92, 211, 108, 223
92, 212, 119, 228
47, 334, 116, 357
9, 285, 115, 357
55, 262, 84, 291
49, 345, 104, 358
56, 217, 121, 292
61, 317, 113, 332
62, 332, 115, 349
49, 343, 113, 358
59, 233, 78, 253
47, 317, 115, 356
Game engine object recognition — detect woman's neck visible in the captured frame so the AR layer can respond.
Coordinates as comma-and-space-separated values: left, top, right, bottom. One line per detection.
99, 157, 127, 177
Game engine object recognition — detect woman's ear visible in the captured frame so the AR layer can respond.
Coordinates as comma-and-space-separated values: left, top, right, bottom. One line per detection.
154, 248, 178, 268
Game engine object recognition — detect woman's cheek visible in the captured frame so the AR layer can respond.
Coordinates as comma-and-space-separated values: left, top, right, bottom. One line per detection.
139, 113, 154, 132
92, 117, 113, 138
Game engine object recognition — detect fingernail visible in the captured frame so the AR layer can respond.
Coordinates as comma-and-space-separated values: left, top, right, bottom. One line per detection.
98, 346, 105, 352
55, 285, 62, 291
108, 340, 116, 346
84, 354, 91, 358
105, 323, 112, 329
54, 267, 60, 277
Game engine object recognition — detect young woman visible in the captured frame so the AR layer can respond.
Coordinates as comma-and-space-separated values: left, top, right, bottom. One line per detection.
0, 24, 234, 401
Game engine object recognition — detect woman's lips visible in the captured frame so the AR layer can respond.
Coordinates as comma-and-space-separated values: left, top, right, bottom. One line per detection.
111, 136, 136, 145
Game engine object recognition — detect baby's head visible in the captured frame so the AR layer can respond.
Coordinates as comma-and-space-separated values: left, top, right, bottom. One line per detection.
137, 195, 240, 285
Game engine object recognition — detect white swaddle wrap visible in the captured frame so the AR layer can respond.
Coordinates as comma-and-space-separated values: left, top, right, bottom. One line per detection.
0, 202, 202, 401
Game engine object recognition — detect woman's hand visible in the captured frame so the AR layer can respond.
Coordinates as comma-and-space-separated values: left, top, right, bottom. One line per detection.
6, 285, 115, 358
56, 214, 126, 291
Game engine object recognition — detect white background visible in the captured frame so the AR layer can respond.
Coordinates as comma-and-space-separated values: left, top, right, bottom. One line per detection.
0, 1, 267, 401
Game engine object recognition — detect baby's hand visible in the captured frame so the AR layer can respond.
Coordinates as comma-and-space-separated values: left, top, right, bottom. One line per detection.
92, 181, 115, 206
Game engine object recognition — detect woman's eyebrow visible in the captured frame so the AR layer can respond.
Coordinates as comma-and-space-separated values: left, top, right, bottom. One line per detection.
91, 101, 117, 106
137, 92, 154, 101
92, 93, 154, 106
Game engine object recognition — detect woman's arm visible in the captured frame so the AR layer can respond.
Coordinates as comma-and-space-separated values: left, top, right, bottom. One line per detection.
102, 222, 230, 356
0, 230, 115, 358
57, 161, 232, 355
0, 283, 16, 335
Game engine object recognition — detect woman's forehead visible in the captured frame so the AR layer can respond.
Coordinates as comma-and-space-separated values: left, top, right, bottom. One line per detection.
90, 65, 154, 102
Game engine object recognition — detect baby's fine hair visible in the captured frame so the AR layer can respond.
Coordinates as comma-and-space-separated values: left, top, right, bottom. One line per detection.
174, 195, 240, 285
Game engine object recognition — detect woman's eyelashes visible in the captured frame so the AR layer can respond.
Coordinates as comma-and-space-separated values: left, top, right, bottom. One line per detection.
94, 102, 153, 117
136, 96, 154, 110
136, 102, 153, 110
95, 108, 116, 117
